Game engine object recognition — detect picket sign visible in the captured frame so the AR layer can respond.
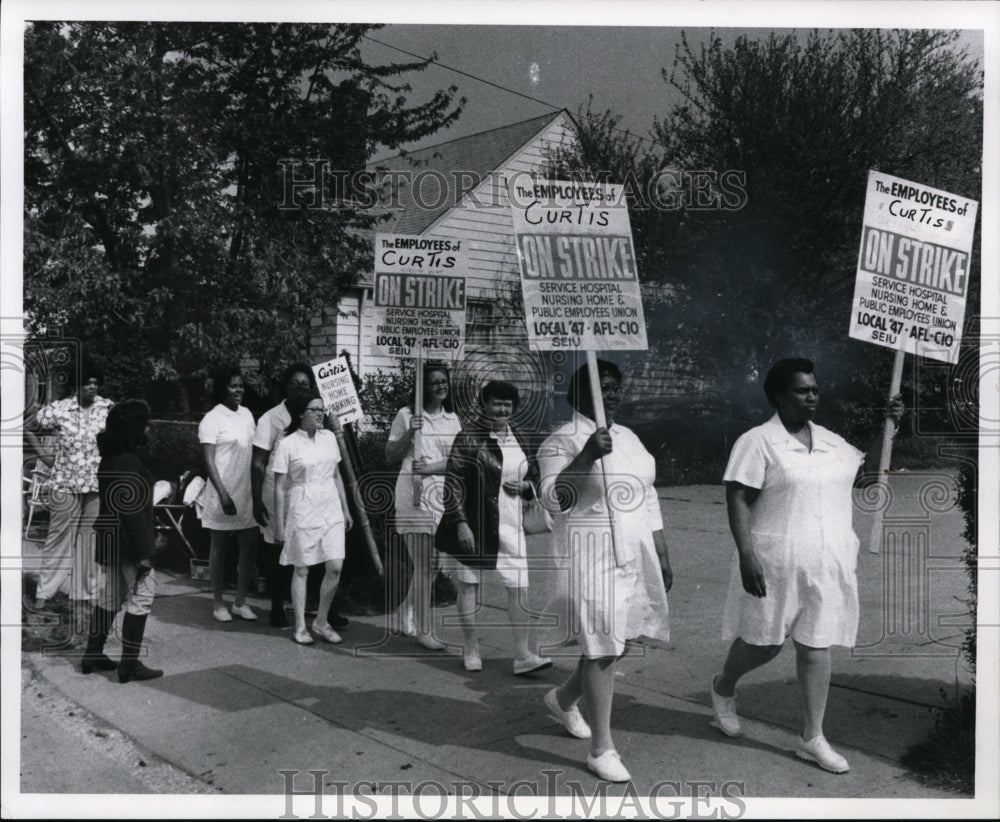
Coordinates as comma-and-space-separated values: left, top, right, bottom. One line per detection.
510, 179, 646, 567
312, 356, 363, 424
313, 379, 383, 576
848, 170, 978, 553
370, 233, 469, 510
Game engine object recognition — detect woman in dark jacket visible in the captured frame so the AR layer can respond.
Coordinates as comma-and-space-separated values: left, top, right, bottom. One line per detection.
436, 380, 551, 675
82, 399, 163, 683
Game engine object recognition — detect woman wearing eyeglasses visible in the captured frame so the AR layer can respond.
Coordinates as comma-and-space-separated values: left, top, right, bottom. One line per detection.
385, 364, 461, 649
272, 390, 353, 645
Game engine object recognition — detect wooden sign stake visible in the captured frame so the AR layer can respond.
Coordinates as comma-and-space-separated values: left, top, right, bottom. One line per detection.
867, 349, 905, 554
412, 349, 424, 508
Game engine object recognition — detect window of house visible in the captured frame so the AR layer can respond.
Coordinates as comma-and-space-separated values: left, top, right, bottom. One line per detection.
466, 299, 495, 344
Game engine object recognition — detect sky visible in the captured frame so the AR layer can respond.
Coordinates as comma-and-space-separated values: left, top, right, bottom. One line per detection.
362, 23, 986, 158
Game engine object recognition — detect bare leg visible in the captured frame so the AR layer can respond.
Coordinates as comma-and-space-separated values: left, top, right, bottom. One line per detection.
233, 528, 258, 608
557, 656, 585, 709
715, 637, 783, 696
505, 586, 531, 660
794, 640, 832, 741
407, 533, 435, 637
209, 530, 229, 607
316, 559, 343, 626
581, 656, 617, 757
291, 566, 309, 634
455, 579, 479, 653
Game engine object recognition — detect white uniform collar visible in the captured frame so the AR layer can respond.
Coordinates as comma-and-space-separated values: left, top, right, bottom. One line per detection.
764, 413, 836, 452
422, 406, 455, 419
488, 423, 513, 443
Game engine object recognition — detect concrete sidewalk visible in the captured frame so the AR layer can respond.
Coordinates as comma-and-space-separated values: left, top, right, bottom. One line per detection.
16, 475, 974, 807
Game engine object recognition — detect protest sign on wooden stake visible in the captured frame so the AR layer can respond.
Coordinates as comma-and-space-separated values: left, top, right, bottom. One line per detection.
510, 179, 647, 566
849, 171, 978, 552
371, 233, 468, 507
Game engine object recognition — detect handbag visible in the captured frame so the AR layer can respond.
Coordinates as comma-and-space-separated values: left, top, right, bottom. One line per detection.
522, 483, 553, 535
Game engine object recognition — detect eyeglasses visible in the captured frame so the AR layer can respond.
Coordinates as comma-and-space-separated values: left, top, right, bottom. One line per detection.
305, 407, 326, 414
600, 384, 623, 396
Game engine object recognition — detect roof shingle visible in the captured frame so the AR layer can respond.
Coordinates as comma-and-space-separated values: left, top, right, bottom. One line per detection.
369, 111, 567, 235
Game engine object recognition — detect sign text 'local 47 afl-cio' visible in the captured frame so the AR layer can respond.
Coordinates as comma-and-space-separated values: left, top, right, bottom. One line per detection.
849, 170, 978, 364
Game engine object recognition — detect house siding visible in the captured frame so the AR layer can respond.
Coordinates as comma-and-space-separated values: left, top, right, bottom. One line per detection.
314, 113, 578, 384
310, 111, 706, 431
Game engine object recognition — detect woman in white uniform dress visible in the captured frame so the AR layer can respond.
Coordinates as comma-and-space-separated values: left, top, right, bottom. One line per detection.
708, 357, 903, 775
251, 363, 317, 628
199, 366, 259, 623
273, 390, 354, 646
537, 360, 673, 783
385, 364, 461, 650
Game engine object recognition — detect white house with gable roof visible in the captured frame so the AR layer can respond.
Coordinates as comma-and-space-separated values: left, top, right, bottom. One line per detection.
308, 110, 709, 435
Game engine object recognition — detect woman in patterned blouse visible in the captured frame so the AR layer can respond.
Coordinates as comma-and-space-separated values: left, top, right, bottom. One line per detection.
25, 358, 113, 608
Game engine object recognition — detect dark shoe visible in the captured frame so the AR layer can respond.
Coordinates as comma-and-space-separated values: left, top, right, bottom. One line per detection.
118, 659, 163, 683
328, 609, 349, 629
269, 605, 289, 628
82, 654, 118, 674
118, 612, 163, 684
82, 606, 117, 674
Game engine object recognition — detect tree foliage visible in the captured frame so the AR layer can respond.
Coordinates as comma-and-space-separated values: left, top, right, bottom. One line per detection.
24, 22, 463, 406
556, 30, 983, 433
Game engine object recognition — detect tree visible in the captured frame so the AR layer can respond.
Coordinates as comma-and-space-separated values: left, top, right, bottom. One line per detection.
550, 31, 982, 437
24, 22, 464, 407
654, 29, 983, 428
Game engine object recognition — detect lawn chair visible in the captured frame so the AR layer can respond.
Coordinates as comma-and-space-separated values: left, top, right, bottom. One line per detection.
22, 460, 50, 539
153, 470, 199, 558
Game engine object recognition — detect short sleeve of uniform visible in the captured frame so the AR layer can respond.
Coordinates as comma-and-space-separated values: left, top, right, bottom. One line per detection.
835, 433, 865, 467
723, 429, 768, 490
198, 409, 221, 445
35, 402, 57, 430
272, 434, 292, 475
252, 409, 280, 450
387, 407, 410, 446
